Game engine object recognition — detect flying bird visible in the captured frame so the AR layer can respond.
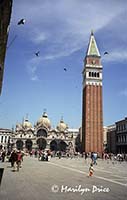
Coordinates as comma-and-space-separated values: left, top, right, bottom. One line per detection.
17, 19, 26, 25
104, 51, 109, 55
35, 51, 40, 57
64, 68, 67, 71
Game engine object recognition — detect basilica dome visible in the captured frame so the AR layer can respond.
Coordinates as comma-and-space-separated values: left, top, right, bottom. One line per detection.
22, 119, 32, 129
15, 123, 22, 131
56, 119, 68, 132
36, 112, 51, 129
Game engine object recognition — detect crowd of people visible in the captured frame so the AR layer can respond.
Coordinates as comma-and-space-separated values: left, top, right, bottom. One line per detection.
1, 148, 127, 170
22, 149, 127, 164
0, 149, 24, 171
27, 149, 80, 160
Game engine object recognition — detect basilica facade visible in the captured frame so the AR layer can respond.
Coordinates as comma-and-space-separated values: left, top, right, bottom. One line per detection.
8, 112, 79, 152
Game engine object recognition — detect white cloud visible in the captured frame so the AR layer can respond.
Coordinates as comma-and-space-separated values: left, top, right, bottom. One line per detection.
31, 30, 48, 44
13, 0, 125, 52
120, 89, 127, 97
31, 75, 39, 81
26, 57, 42, 81
12, 0, 127, 79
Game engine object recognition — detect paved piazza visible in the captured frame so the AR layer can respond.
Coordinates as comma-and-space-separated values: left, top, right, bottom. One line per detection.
0, 156, 127, 200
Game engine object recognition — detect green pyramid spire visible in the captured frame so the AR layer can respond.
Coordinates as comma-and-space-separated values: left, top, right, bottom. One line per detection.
87, 31, 100, 57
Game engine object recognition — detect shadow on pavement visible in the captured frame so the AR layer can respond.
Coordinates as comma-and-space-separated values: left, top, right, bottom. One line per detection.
0, 168, 4, 186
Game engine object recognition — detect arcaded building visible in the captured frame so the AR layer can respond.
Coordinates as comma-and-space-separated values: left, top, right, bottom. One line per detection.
107, 124, 116, 154
106, 117, 127, 154
116, 117, 127, 153
0, 128, 12, 150
82, 31, 103, 153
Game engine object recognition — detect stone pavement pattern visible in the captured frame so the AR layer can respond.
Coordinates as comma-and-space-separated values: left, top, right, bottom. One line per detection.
0, 156, 127, 200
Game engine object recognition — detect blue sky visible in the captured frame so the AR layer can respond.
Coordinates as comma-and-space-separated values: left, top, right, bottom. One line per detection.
0, 0, 127, 129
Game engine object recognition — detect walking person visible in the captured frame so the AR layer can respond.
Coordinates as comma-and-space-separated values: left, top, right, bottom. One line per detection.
1, 150, 6, 162
93, 152, 98, 165
16, 151, 22, 171
10, 149, 18, 171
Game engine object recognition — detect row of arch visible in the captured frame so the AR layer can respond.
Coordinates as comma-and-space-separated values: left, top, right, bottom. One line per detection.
17, 127, 68, 140
16, 138, 69, 152
117, 135, 127, 143
89, 72, 100, 78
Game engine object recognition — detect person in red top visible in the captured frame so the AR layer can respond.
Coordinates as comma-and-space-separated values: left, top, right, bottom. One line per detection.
16, 151, 22, 171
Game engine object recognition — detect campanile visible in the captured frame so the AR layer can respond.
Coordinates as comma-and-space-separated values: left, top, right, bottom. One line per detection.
82, 31, 103, 154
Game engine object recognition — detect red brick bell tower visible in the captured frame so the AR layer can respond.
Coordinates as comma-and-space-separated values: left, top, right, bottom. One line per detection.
82, 31, 103, 154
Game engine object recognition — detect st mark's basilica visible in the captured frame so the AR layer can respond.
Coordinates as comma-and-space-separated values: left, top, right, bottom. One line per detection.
1, 112, 79, 152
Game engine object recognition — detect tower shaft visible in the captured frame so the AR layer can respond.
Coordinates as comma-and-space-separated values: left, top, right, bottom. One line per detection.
82, 32, 103, 154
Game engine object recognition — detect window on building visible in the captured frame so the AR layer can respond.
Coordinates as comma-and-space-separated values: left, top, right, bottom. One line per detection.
97, 72, 99, 77
8, 136, 10, 143
126, 124, 127, 130
89, 72, 91, 77
123, 135, 125, 142
121, 135, 123, 143
5, 136, 7, 143
1, 136, 3, 143
120, 136, 122, 143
